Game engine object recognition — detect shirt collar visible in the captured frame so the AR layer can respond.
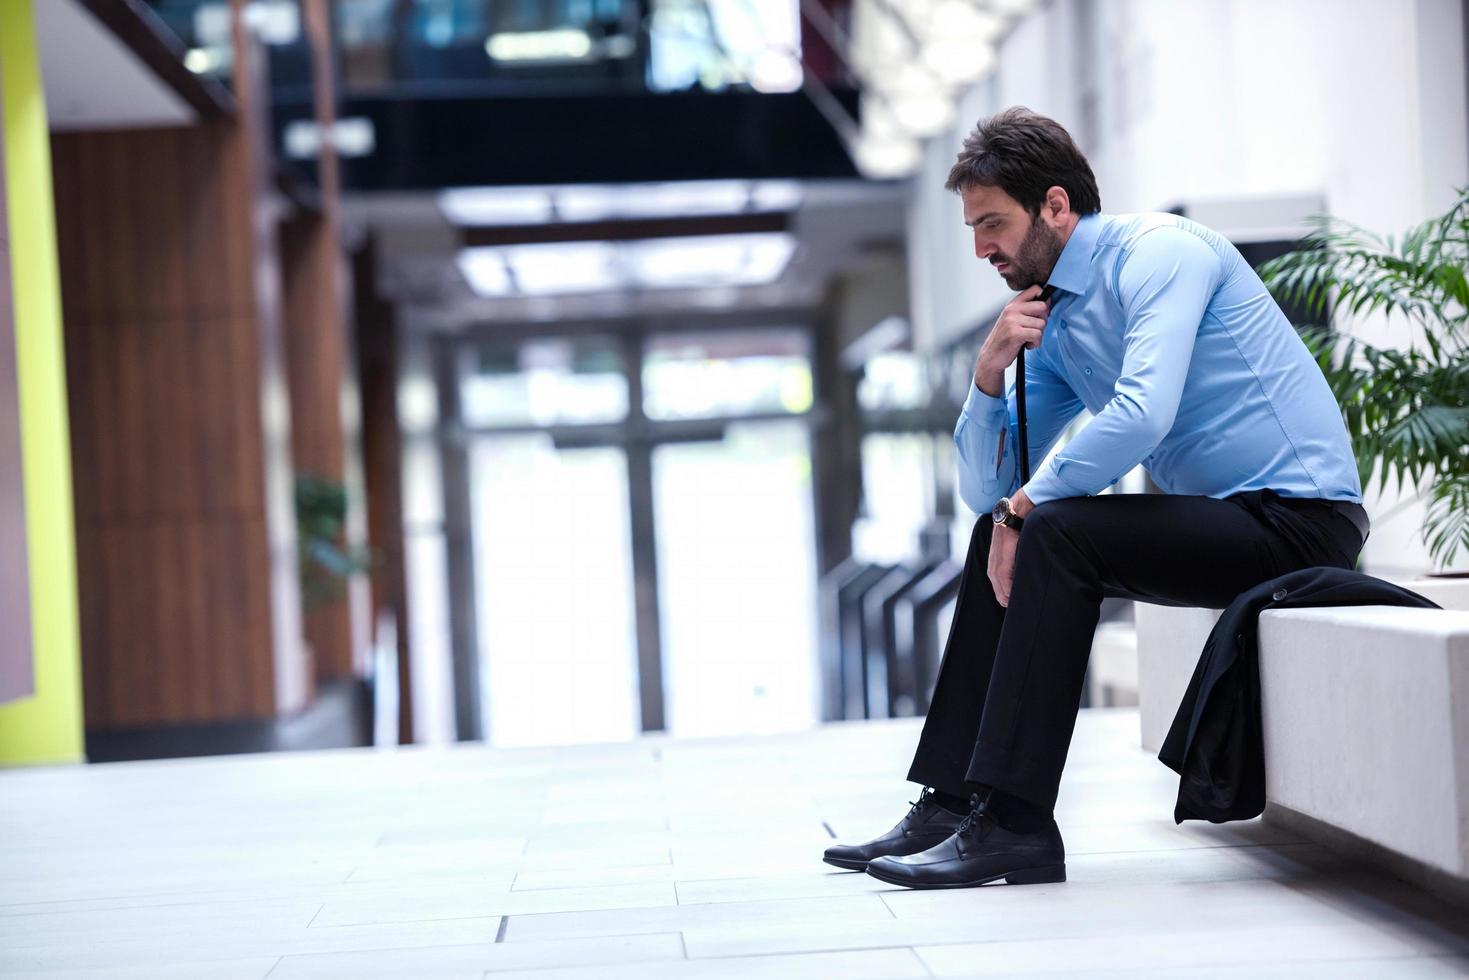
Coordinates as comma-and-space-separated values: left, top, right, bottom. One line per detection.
1046, 212, 1103, 297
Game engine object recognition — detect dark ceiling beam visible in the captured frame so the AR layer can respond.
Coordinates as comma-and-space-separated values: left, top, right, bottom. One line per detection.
76, 0, 236, 119
460, 211, 790, 248
444, 305, 820, 343
274, 89, 862, 190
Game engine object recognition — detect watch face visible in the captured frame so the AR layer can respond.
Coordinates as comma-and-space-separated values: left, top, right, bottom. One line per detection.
992, 498, 1009, 524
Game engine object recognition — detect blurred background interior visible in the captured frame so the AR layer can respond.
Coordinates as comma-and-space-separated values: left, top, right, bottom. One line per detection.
0, 0, 1463, 766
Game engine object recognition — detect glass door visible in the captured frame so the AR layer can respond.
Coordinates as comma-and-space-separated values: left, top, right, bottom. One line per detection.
470, 434, 639, 746
652, 419, 818, 737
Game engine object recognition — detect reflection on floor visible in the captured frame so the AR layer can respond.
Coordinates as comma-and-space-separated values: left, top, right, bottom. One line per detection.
2, 709, 1467, 978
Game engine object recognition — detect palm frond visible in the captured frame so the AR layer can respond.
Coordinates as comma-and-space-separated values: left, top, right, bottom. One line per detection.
1261, 187, 1469, 570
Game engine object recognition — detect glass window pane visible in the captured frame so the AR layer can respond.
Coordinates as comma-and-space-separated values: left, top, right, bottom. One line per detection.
461, 336, 628, 428
857, 352, 931, 411
472, 435, 639, 746
853, 433, 935, 563
643, 329, 812, 420
652, 420, 818, 737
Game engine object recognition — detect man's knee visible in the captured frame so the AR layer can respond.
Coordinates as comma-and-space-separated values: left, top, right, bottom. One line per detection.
1017, 498, 1096, 558
1023, 498, 1082, 536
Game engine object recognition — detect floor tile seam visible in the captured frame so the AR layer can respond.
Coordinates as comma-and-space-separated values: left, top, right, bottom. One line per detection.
254, 933, 537, 964
0, 875, 488, 913
678, 940, 941, 963
0, 909, 329, 944
307, 908, 618, 931
0, 893, 348, 920
683, 935, 960, 961
880, 890, 898, 918
509, 868, 675, 892
496, 926, 685, 946
909, 944, 938, 978
15, 930, 527, 963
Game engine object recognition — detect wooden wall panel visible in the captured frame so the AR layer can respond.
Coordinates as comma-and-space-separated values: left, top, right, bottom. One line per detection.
53, 48, 307, 729
0, 69, 36, 706
277, 0, 369, 684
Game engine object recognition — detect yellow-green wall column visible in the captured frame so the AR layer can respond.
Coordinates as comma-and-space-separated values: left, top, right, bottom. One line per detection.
0, 0, 85, 766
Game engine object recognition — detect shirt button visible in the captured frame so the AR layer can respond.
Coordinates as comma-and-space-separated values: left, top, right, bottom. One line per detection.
1272, 588, 1288, 601
1084, 367, 1093, 376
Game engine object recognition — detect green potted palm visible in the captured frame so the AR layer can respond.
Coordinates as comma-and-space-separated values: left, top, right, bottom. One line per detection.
1259, 187, 1469, 572
296, 474, 375, 606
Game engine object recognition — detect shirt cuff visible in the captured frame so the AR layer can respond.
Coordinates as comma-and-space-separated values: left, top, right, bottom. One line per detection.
1021, 463, 1080, 507
961, 381, 1008, 422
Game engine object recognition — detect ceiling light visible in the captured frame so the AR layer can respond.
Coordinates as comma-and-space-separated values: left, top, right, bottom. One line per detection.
749, 51, 804, 93
854, 135, 921, 180
927, 1, 1003, 43
486, 29, 593, 62
439, 188, 555, 226
506, 242, 622, 295
625, 233, 796, 288
556, 181, 752, 222
241, 0, 300, 45
456, 250, 514, 297
870, 62, 957, 138
750, 181, 803, 211
184, 47, 226, 75
455, 232, 796, 298
922, 39, 996, 85
888, 90, 956, 137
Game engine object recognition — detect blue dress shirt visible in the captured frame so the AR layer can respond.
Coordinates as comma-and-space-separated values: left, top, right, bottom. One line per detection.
955, 212, 1362, 515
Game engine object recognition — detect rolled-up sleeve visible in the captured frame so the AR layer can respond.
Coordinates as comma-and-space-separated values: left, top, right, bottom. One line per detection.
1022, 228, 1220, 505
955, 354, 1083, 515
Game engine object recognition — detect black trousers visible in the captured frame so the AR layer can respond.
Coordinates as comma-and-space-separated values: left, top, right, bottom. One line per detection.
906, 491, 1366, 812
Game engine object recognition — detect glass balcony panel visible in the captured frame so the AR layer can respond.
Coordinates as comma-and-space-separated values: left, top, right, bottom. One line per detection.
642, 328, 812, 421
461, 337, 629, 428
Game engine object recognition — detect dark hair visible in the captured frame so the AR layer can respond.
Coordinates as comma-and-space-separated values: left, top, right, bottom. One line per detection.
944, 107, 1101, 215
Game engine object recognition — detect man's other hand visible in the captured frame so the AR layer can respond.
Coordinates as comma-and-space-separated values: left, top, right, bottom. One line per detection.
987, 489, 1034, 607
974, 285, 1051, 397
988, 522, 1019, 606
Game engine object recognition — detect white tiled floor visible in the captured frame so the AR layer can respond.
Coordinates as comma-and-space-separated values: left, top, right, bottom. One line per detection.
1, 709, 1467, 978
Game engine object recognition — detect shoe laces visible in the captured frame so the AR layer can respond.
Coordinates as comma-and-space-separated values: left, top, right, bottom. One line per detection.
906, 787, 938, 817
956, 792, 996, 838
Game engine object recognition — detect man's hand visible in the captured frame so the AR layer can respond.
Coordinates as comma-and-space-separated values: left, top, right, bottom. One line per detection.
988, 523, 1019, 607
974, 286, 1051, 397
987, 489, 1035, 607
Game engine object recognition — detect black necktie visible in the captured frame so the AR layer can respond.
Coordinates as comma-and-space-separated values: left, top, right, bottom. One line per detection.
1016, 284, 1056, 485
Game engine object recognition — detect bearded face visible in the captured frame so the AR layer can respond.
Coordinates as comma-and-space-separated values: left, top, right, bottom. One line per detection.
992, 212, 1065, 291
960, 183, 1069, 292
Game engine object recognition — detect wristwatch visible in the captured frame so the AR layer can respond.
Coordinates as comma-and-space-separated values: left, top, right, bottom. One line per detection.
992, 496, 1024, 531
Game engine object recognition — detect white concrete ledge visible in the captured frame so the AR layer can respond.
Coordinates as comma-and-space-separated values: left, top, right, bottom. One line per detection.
1137, 578, 1469, 753
1133, 579, 1469, 892
1258, 605, 1469, 880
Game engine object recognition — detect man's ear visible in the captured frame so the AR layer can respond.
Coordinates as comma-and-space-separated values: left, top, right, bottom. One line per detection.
1043, 186, 1072, 227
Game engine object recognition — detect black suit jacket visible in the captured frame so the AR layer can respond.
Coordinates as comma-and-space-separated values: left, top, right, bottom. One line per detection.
1157, 566, 1439, 824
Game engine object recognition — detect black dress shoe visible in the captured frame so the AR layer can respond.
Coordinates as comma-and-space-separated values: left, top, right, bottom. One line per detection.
864, 795, 1066, 889
822, 788, 967, 871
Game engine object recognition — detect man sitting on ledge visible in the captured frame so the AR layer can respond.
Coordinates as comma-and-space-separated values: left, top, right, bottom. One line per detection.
825, 107, 1369, 890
